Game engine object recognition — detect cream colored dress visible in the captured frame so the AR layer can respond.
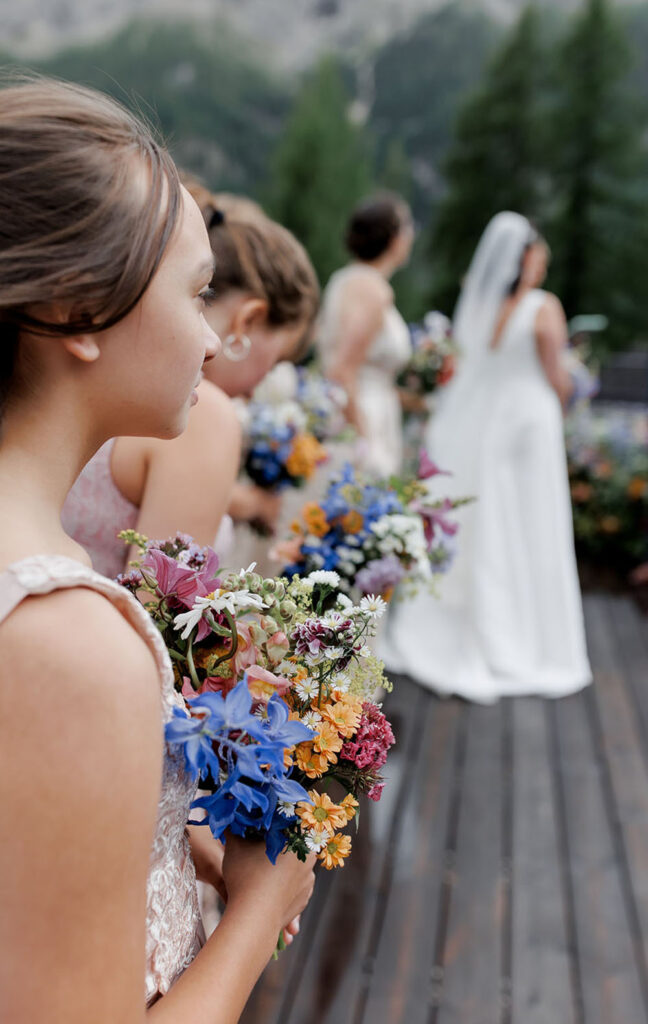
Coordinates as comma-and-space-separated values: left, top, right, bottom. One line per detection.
0, 554, 204, 1006
317, 264, 411, 480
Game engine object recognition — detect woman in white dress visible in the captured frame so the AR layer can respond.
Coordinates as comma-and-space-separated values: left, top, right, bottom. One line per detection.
381, 212, 591, 703
317, 192, 414, 479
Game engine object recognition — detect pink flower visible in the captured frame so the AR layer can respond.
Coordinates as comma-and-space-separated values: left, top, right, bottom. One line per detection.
140, 547, 221, 609
245, 665, 292, 702
340, 702, 395, 774
418, 449, 451, 481
367, 782, 385, 802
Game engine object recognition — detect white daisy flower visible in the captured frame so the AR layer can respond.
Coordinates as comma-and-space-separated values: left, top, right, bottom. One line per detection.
331, 672, 351, 693
356, 644, 372, 658
173, 588, 266, 639
277, 659, 300, 677
359, 594, 387, 619
302, 709, 323, 730
305, 828, 329, 853
307, 570, 341, 587
324, 646, 345, 661
335, 593, 354, 611
278, 800, 297, 818
323, 610, 344, 626
294, 676, 320, 701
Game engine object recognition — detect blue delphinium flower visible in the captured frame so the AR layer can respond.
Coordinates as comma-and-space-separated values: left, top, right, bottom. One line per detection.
166, 676, 314, 863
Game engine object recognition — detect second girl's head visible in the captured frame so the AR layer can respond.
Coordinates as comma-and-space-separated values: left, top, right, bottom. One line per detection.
186, 187, 320, 398
0, 77, 219, 443
345, 192, 414, 274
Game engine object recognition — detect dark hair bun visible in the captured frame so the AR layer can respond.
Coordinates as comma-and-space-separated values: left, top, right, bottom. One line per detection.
345, 193, 407, 261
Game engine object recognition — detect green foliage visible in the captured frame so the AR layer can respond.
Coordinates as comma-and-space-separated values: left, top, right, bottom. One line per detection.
548, 0, 648, 350
369, 3, 498, 215
267, 57, 373, 287
10, 19, 289, 194
425, 6, 550, 314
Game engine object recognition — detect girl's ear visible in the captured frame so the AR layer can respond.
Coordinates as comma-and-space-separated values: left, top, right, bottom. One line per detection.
62, 335, 101, 363
232, 297, 269, 336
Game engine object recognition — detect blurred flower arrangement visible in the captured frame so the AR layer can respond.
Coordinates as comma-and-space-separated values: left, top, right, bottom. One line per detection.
118, 531, 395, 880
397, 312, 456, 398
276, 451, 467, 600
566, 405, 648, 569
564, 340, 599, 408
237, 362, 347, 493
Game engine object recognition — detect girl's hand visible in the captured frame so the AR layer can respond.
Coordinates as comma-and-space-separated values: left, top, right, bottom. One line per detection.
222, 834, 316, 937
187, 825, 227, 902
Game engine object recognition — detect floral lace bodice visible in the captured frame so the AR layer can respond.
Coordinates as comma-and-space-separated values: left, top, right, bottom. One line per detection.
0, 554, 203, 1006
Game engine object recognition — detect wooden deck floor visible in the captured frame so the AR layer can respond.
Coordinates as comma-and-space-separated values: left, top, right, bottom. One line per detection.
240, 593, 648, 1024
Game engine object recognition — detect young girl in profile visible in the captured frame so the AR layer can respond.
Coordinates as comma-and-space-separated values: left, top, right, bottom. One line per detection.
0, 77, 315, 1023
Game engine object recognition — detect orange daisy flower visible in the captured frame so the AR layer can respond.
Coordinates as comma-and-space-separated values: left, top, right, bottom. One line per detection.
600, 515, 621, 534
302, 501, 329, 538
286, 434, 327, 479
340, 509, 364, 534
297, 791, 347, 835
322, 700, 362, 739
295, 743, 329, 779
313, 721, 344, 763
318, 832, 352, 869
341, 794, 359, 821
571, 481, 593, 503
628, 477, 647, 500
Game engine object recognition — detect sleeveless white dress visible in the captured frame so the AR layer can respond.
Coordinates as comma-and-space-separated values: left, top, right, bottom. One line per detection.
380, 289, 591, 703
0, 554, 204, 1005
317, 264, 411, 479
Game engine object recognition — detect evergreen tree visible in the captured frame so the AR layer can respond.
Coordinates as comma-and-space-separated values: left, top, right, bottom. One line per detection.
550, 0, 648, 349
268, 58, 373, 287
426, 6, 549, 314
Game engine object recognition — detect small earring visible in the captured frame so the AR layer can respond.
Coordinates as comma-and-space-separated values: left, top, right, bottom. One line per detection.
223, 333, 252, 362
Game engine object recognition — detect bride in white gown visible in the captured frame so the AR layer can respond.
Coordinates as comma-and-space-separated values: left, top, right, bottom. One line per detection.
381, 212, 591, 703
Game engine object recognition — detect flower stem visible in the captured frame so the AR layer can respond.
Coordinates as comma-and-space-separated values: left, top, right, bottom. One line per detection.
206, 610, 239, 672
185, 629, 201, 691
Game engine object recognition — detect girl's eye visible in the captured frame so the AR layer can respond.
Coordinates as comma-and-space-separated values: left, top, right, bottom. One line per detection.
198, 286, 216, 307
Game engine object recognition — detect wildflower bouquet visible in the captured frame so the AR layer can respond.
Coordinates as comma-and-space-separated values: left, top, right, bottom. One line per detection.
397, 311, 456, 398
237, 362, 335, 493
278, 451, 465, 600
294, 364, 348, 443
118, 532, 396, 875
566, 406, 648, 570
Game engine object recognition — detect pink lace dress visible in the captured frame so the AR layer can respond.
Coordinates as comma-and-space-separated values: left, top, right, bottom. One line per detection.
61, 439, 139, 579
0, 554, 204, 1006
62, 439, 235, 578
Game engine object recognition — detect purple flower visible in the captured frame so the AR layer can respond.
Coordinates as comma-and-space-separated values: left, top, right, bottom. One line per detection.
355, 555, 406, 596
418, 449, 450, 481
292, 616, 355, 664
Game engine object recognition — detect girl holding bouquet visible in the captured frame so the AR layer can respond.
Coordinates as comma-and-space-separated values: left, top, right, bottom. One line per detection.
317, 192, 414, 479
62, 188, 319, 576
0, 77, 315, 1022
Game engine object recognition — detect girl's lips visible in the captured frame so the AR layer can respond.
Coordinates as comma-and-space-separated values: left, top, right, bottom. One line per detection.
190, 388, 199, 407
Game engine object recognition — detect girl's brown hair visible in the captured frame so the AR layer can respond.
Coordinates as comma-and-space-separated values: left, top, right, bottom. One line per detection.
345, 191, 410, 262
183, 179, 320, 333
0, 76, 181, 414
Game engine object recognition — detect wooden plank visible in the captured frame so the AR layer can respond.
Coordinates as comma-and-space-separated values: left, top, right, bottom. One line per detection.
270, 674, 427, 1024
606, 596, 648, 775
358, 698, 465, 1024
551, 683, 646, 1024
584, 597, 648, 1009
436, 702, 505, 1024
510, 698, 576, 1024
